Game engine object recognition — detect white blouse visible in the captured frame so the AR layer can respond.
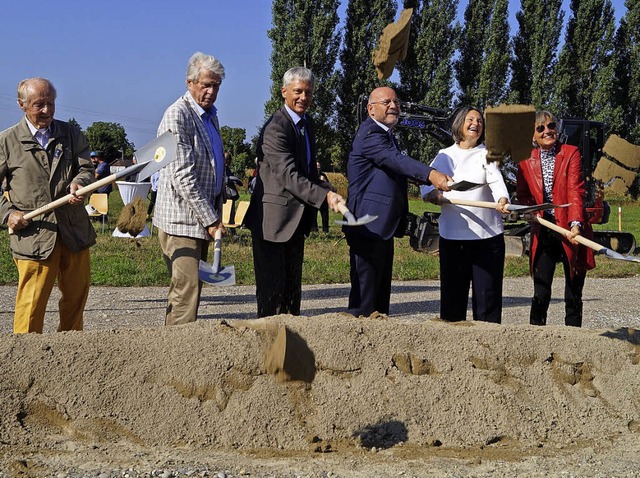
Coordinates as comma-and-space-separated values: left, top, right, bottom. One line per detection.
420, 143, 510, 240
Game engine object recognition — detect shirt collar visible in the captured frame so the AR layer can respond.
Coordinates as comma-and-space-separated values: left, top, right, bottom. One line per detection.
285, 104, 305, 124
188, 91, 217, 118
372, 118, 391, 132
25, 117, 50, 136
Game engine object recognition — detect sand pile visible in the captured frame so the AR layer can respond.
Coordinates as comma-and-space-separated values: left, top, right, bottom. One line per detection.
0, 314, 639, 475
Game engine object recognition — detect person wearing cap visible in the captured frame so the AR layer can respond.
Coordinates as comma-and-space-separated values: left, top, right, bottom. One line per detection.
92, 151, 112, 195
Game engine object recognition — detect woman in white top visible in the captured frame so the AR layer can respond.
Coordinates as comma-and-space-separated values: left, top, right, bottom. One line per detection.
421, 106, 510, 323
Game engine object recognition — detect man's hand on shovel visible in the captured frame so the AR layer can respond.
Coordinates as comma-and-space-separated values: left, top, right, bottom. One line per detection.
7, 181, 85, 233
326, 191, 345, 213
428, 169, 453, 191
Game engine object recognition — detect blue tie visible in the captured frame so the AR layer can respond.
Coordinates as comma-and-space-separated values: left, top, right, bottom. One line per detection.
202, 110, 225, 196
297, 118, 311, 171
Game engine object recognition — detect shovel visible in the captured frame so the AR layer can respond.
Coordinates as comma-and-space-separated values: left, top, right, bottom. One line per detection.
536, 216, 640, 263
198, 229, 236, 285
334, 202, 378, 226
9, 132, 176, 230
442, 198, 571, 214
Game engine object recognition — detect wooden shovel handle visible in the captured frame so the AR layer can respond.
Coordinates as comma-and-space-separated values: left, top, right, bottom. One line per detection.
536, 216, 601, 251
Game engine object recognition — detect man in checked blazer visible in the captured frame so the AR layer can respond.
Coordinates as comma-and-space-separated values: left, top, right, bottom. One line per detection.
245, 67, 345, 318
154, 52, 227, 325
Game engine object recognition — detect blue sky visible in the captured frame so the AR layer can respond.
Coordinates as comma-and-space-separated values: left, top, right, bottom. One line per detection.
0, 0, 628, 151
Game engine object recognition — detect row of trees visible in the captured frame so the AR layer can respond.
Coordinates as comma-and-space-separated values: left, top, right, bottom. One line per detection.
73, 0, 639, 180
265, 0, 639, 172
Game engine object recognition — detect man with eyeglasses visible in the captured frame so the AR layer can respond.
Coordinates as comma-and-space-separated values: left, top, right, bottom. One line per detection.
516, 110, 595, 327
154, 52, 227, 325
344, 86, 452, 317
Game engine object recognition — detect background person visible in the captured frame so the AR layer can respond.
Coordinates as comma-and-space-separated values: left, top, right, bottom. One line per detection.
311, 160, 333, 233
224, 151, 242, 225
154, 52, 227, 326
245, 67, 345, 318
422, 106, 510, 324
344, 86, 451, 317
0, 77, 96, 333
516, 110, 595, 327
92, 151, 112, 195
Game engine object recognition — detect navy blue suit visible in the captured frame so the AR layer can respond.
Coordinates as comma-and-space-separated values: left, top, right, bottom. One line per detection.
345, 117, 434, 316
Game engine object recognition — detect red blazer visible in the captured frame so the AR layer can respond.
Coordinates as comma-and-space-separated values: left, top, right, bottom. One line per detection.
516, 142, 595, 276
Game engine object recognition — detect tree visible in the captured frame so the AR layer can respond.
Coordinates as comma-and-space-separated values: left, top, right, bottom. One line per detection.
265, 0, 341, 169
396, 0, 459, 162
454, 0, 491, 106
455, 0, 511, 108
612, 1, 640, 143
551, 0, 617, 120
508, 0, 564, 107
220, 126, 254, 178
335, 0, 397, 171
476, 0, 511, 107
84, 122, 134, 163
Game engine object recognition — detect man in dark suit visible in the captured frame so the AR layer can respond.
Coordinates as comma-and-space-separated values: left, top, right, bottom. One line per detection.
345, 86, 452, 317
245, 67, 345, 318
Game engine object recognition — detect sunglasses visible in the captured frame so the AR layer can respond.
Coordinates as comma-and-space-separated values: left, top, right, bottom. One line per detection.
535, 122, 556, 133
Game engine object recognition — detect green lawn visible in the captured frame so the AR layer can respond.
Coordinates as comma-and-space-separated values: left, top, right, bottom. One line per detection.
0, 192, 638, 286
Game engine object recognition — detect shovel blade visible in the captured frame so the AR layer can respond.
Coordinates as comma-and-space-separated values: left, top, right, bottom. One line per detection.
335, 214, 378, 226
198, 260, 236, 286
601, 249, 640, 263
135, 132, 178, 181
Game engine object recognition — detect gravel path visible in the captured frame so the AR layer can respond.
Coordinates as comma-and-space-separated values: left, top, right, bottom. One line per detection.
1, 277, 639, 333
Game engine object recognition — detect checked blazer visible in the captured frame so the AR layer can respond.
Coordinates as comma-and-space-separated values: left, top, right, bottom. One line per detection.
153, 93, 224, 240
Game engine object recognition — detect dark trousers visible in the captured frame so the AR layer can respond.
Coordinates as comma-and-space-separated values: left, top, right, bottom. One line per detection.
318, 200, 329, 232
530, 227, 586, 327
311, 200, 329, 232
251, 231, 305, 318
347, 234, 394, 316
439, 235, 505, 323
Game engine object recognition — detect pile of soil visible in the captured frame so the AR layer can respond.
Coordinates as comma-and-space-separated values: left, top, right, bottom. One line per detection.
1, 311, 639, 476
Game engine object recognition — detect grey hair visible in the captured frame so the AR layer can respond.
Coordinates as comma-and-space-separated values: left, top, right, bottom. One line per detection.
451, 105, 484, 145
17, 78, 57, 103
533, 110, 558, 148
282, 67, 314, 88
186, 52, 225, 82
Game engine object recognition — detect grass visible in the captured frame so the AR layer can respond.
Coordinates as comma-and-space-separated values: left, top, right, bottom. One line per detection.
0, 191, 638, 286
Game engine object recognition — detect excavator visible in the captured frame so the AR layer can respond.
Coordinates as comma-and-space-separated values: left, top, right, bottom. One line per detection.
356, 96, 638, 257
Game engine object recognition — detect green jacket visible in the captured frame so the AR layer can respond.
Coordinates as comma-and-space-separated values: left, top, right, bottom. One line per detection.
0, 117, 96, 260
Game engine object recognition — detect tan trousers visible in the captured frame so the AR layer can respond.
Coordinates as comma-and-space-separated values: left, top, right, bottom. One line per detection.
13, 240, 91, 334
158, 230, 209, 325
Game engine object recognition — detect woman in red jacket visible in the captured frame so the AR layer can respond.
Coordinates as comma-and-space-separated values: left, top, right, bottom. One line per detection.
516, 111, 595, 327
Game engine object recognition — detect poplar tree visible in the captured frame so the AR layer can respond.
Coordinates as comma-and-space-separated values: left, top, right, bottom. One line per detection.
551, 0, 617, 120
613, 1, 640, 143
454, 0, 492, 106
509, 0, 564, 107
476, 0, 511, 107
265, 0, 341, 166
396, 0, 459, 161
335, 0, 397, 172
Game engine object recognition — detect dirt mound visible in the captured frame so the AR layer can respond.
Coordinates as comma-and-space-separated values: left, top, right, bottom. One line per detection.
1, 314, 639, 475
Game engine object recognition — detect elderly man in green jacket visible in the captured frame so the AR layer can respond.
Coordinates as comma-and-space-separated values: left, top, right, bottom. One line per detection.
0, 77, 96, 333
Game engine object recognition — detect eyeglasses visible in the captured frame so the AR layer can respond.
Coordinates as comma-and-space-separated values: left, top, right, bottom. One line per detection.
535, 122, 556, 133
369, 98, 400, 107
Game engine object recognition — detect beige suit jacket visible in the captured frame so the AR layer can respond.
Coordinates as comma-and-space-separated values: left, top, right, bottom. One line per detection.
0, 118, 96, 260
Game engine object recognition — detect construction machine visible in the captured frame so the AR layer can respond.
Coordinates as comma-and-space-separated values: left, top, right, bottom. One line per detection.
355, 96, 637, 256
